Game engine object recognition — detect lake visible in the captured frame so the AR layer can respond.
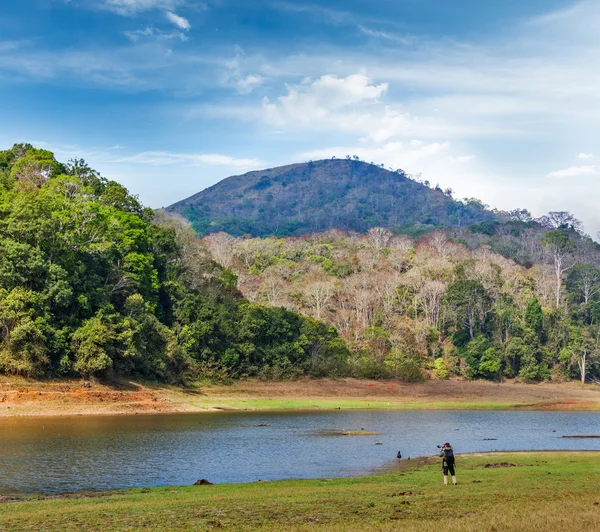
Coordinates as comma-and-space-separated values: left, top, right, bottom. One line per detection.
1, 410, 599, 495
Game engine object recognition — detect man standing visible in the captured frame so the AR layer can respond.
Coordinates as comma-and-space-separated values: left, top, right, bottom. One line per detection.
439, 442, 457, 486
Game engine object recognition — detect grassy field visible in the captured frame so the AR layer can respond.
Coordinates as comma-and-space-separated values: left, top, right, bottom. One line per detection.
1, 452, 599, 531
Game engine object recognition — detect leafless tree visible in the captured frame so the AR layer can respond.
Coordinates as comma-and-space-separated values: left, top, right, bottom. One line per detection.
204, 232, 236, 268
537, 211, 583, 232
304, 278, 336, 320
367, 227, 392, 253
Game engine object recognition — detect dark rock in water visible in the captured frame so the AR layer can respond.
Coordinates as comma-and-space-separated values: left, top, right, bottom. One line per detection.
483, 438, 497, 441
375, 442, 383, 445
194, 479, 213, 485
257, 424, 271, 427
561, 435, 600, 439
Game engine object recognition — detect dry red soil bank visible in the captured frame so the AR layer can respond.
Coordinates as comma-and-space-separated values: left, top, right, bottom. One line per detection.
0, 377, 599, 417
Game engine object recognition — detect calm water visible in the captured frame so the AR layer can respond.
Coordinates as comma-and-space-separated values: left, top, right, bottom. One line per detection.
1, 410, 599, 495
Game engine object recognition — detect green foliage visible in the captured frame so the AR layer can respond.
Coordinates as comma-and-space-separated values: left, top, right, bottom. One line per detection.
524, 298, 544, 338
383, 350, 425, 382
469, 221, 499, 236
518, 350, 540, 380
478, 348, 502, 380
433, 357, 449, 379
446, 280, 490, 341
541, 230, 574, 252
0, 144, 350, 382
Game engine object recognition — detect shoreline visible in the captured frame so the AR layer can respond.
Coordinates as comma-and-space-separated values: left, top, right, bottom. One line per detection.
5, 450, 600, 500
2, 451, 599, 531
1, 377, 600, 418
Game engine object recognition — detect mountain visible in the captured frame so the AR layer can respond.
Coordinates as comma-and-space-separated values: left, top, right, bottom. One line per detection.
167, 159, 501, 237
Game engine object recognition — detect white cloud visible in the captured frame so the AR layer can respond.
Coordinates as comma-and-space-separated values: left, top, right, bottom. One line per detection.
546, 165, 600, 179
100, 0, 186, 16
357, 25, 415, 46
112, 150, 263, 168
165, 11, 190, 30
261, 74, 391, 132
270, 2, 353, 25
125, 26, 188, 42
577, 152, 595, 159
236, 74, 264, 94
256, 74, 490, 142
221, 47, 266, 94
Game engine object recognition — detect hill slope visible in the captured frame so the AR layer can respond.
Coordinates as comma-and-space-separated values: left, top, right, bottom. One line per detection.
0, 144, 350, 381
167, 159, 501, 236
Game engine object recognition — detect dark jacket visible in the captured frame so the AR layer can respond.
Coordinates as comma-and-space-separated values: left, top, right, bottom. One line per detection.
439, 446, 455, 463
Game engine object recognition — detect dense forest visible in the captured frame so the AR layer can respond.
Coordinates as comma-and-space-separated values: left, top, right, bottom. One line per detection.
203, 218, 600, 384
0, 144, 349, 381
2, 143, 599, 385
167, 158, 500, 237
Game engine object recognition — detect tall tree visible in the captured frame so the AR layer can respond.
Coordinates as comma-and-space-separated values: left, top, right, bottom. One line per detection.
446, 280, 491, 340
541, 230, 575, 307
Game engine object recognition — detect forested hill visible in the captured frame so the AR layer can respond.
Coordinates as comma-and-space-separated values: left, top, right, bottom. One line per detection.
167, 158, 501, 237
0, 144, 350, 381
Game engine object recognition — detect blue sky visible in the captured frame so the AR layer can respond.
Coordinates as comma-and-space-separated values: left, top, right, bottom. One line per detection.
1, 0, 600, 234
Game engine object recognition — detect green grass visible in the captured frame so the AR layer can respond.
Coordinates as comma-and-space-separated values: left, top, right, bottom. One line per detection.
189, 397, 583, 411
1, 452, 599, 531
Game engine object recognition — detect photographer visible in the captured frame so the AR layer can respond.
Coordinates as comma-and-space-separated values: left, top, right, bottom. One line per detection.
438, 442, 457, 486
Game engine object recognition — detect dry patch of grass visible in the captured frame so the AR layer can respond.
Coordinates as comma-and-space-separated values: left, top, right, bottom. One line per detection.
1, 452, 598, 531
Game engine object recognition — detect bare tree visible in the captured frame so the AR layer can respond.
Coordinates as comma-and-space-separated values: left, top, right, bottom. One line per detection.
260, 270, 286, 305
532, 265, 555, 307
204, 232, 236, 268
373, 272, 401, 315
538, 211, 583, 232
417, 280, 447, 328
427, 231, 449, 257
572, 265, 600, 304
367, 227, 392, 253
304, 278, 335, 319
541, 231, 576, 307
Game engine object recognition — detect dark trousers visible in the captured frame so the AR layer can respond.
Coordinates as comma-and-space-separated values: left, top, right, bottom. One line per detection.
443, 461, 455, 476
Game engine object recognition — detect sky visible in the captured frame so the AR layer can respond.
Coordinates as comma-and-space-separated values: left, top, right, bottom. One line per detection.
1, 0, 599, 234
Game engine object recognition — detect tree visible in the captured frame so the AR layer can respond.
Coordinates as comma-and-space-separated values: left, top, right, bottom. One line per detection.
524, 297, 544, 338
0, 143, 352, 383
541, 230, 575, 307
507, 209, 533, 222
478, 347, 502, 381
367, 227, 392, 253
559, 327, 597, 388
538, 211, 582, 232
0, 288, 49, 377
71, 314, 115, 378
566, 264, 600, 304
446, 280, 491, 340
303, 278, 335, 320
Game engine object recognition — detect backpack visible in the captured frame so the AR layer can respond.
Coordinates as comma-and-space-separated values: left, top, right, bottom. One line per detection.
443, 448, 454, 462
